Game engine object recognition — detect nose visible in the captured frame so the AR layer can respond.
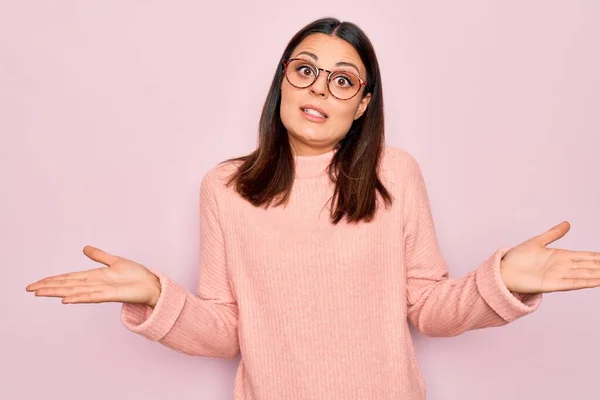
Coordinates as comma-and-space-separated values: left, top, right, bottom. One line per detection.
310, 69, 329, 98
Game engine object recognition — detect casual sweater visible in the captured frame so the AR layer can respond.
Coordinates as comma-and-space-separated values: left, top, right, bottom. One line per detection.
120, 145, 542, 400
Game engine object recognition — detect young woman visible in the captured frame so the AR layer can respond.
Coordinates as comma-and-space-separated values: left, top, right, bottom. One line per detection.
26, 17, 600, 399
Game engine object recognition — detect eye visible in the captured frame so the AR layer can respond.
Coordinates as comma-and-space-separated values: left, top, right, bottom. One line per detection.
331, 72, 355, 88
295, 64, 316, 77
337, 77, 351, 86
293, 60, 316, 78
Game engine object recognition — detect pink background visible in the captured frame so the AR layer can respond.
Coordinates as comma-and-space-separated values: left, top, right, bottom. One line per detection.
2, 1, 599, 399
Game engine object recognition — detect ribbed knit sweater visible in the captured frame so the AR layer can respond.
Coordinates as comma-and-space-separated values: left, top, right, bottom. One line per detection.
120, 146, 542, 399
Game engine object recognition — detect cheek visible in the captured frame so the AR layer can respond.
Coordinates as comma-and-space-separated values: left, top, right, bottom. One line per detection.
280, 82, 300, 109
329, 102, 360, 130
279, 85, 297, 126
280, 85, 309, 137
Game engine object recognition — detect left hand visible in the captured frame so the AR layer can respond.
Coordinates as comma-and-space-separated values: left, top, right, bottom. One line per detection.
500, 221, 600, 294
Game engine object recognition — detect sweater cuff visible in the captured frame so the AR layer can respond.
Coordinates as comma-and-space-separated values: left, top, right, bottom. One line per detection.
475, 248, 543, 322
120, 271, 187, 341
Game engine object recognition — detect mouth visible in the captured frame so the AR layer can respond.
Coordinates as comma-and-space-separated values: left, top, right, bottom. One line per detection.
300, 105, 328, 119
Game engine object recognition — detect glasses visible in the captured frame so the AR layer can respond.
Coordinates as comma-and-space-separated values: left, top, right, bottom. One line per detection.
282, 58, 367, 100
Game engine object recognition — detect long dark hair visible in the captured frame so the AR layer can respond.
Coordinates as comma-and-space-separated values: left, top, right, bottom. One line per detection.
223, 17, 392, 224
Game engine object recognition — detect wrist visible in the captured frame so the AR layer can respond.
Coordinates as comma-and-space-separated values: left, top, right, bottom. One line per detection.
146, 273, 161, 308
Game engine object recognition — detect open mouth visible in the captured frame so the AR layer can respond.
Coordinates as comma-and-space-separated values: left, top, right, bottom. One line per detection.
300, 107, 328, 119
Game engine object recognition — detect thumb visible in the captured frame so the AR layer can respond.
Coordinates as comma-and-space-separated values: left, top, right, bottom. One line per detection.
531, 221, 571, 247
83, 245, 119, 266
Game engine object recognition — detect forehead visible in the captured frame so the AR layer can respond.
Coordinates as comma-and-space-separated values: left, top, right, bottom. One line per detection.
290, 33, 365, 74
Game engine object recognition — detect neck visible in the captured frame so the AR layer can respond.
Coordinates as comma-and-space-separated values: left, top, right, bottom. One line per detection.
288, 137, 337, 157
293, 148, 336, 179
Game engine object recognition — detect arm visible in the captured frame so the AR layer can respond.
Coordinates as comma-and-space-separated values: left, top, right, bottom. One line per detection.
120, 172, 239, 359
403, 156, 542, 337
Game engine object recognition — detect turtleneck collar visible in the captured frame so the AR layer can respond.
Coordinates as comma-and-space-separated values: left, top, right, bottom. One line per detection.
293, 148, 336, 179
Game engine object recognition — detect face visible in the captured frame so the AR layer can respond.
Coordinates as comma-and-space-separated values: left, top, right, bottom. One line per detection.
280, 33, 372, 156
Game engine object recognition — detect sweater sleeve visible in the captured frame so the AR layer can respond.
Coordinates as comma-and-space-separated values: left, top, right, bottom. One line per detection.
119, 172, 240, 359
402, 156, 542, 337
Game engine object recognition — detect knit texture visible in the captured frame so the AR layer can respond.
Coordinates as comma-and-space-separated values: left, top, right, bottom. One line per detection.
121, 146, 542, 399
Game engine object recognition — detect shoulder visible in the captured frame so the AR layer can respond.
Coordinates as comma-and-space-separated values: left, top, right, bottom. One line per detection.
380, 145, 424, 179
200, 158, 242, 198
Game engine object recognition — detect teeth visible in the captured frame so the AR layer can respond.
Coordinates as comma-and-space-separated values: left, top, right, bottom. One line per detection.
303, 108, 326, 118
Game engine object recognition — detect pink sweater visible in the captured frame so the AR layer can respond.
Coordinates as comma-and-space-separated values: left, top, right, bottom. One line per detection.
120, 146, 542, 399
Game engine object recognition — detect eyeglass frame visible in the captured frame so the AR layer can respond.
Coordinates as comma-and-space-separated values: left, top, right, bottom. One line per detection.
281, 58, 368, 101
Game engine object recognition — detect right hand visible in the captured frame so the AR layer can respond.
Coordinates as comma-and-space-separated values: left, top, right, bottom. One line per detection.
25, 245, 162, 307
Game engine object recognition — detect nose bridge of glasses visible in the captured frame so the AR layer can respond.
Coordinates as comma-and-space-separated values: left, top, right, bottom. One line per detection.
317, 67, 335, 81
310, 66, 330, 90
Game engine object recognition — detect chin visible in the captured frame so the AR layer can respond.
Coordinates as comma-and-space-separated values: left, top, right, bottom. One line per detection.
282, 111, 342, 146
289, 130, 340, 149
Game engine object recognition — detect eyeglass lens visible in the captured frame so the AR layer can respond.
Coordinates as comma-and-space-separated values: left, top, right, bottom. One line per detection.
285, 59, 361, 100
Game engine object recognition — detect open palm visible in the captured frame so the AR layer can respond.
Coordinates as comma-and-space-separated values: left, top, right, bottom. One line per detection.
25, 245, 161, 307
501, 221, 600, 294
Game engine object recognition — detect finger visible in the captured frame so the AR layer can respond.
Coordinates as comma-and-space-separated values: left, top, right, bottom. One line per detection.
569, 251, 600, 261
26, 278, 104, 292
62, 288, 117, 304
26, 270, 105, 291
572, 259, 600, 268
532, 221, 571, 247
565, 266, 600, 280
83, 245, 119, 267
561, 278, 600, 291
34, 283, 107, 299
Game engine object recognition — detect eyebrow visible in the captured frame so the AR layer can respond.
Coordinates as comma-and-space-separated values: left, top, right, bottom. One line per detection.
295, 51, 361, 75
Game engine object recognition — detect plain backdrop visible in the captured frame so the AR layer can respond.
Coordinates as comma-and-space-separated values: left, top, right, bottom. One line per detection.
1, 1, 599, 399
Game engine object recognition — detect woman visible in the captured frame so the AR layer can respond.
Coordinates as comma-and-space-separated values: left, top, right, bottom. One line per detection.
25, 17, 600, 399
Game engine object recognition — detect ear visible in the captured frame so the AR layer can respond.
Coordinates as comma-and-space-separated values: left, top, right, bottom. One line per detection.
354, 93, 372, 120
